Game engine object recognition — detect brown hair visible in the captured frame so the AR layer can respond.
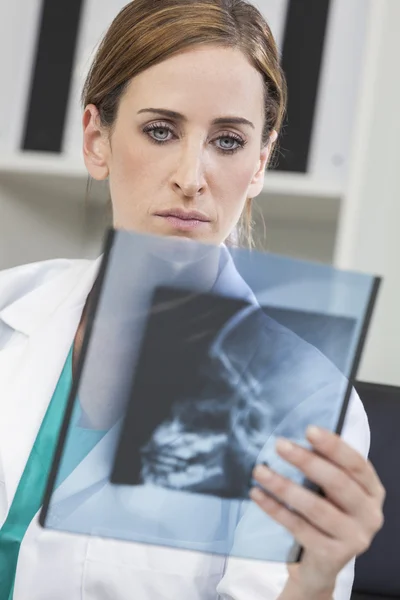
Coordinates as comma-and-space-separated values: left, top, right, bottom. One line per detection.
82, 0, 287, 247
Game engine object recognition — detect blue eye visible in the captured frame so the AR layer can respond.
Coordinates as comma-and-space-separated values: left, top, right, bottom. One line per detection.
215, 135, 246, 154
142, 122, 247, 155
144, 123, 173, 143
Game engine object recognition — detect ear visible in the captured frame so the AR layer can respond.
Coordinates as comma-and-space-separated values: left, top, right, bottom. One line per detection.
247, 130, 278, 198
82, 104, 110, 181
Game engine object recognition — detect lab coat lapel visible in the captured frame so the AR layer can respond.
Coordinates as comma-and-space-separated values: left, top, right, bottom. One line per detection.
0, 245, 257, 511
213, 245, 258, 304
0, 259, 102, 509
50, 247, 260, 503
51, 248, 260, 506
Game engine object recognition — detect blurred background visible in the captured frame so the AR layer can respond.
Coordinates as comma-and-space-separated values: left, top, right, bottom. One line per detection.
1, 0, 400, 387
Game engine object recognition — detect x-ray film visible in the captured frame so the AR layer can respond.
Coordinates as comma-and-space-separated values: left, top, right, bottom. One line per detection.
40, 228, 380, 563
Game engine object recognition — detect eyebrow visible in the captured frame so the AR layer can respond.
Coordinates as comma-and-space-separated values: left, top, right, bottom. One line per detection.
137, 108, 255, 129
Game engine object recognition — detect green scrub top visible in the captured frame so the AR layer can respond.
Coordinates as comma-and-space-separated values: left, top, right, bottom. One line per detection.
0, 345, 107, 599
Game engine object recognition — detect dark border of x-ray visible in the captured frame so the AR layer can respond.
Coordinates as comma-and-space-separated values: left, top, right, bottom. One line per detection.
39, 228, 116, 524
290, 271, 381, 563
39, 227, 382, 565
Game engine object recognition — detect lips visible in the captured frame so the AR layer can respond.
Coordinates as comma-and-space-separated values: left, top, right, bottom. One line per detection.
155, 208, 211, 231
155, 208, 210, 222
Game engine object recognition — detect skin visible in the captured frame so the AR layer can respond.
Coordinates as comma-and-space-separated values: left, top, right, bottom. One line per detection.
81, 44, 385, 599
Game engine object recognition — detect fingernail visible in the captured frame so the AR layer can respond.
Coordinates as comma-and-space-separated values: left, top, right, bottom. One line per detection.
249, 487, 265, 502
254, 464, 273, 480
276, 438, 294, 453
307, 426, 323, 441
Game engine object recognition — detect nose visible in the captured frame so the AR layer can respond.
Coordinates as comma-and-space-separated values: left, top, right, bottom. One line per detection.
171, 141, 207, 199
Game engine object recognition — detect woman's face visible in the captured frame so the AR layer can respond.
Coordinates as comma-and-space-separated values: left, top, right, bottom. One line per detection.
83, 45, 276, 245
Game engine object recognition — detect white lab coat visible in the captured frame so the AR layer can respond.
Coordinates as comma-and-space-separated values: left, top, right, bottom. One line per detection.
0, 257, 371, 600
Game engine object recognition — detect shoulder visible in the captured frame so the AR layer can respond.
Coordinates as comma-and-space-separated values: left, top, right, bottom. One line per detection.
223, 305, 342, 386
342, 387, 370, 457
0, 258, 91, 313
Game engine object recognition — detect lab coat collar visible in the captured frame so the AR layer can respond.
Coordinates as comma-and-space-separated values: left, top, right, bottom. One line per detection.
0, 245, 255, 337
49, 245, 261, 505
0, 241, 255, 510
214, 245, 258, 305
0, 256, 103, 509
0, 257, 103, 337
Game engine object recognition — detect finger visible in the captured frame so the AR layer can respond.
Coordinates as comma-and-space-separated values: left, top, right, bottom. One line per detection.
274, 437, 385, 533
306, 426, 385, 501
274, 437, 366, 515
249, 485, 339, 554
253, 464, 353, 539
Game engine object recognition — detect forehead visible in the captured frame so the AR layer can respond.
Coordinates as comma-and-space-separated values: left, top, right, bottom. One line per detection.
121, 45, 265, 123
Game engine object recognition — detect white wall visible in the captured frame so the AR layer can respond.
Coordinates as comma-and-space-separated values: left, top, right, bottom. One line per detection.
334, 0, 400, 386
254, 193, 338, 264
0, 0, 42, 154
0, 174, 110, 270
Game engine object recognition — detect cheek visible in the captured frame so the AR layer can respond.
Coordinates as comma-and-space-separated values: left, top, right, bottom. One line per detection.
111, 142, 147, 186
217, 159, 255, 194
109, 138, 161, 214
216, 167, 254, 218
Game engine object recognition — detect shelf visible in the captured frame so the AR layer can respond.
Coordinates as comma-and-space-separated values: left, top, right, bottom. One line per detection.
263, 171, 342, 199
0, 152, 340, 270
0, 152, 86, 177
0, 152, 343, 201
0, 153, 108, 205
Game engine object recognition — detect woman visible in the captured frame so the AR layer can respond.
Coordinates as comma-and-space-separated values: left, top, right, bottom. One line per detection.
0, 1, 384, 599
